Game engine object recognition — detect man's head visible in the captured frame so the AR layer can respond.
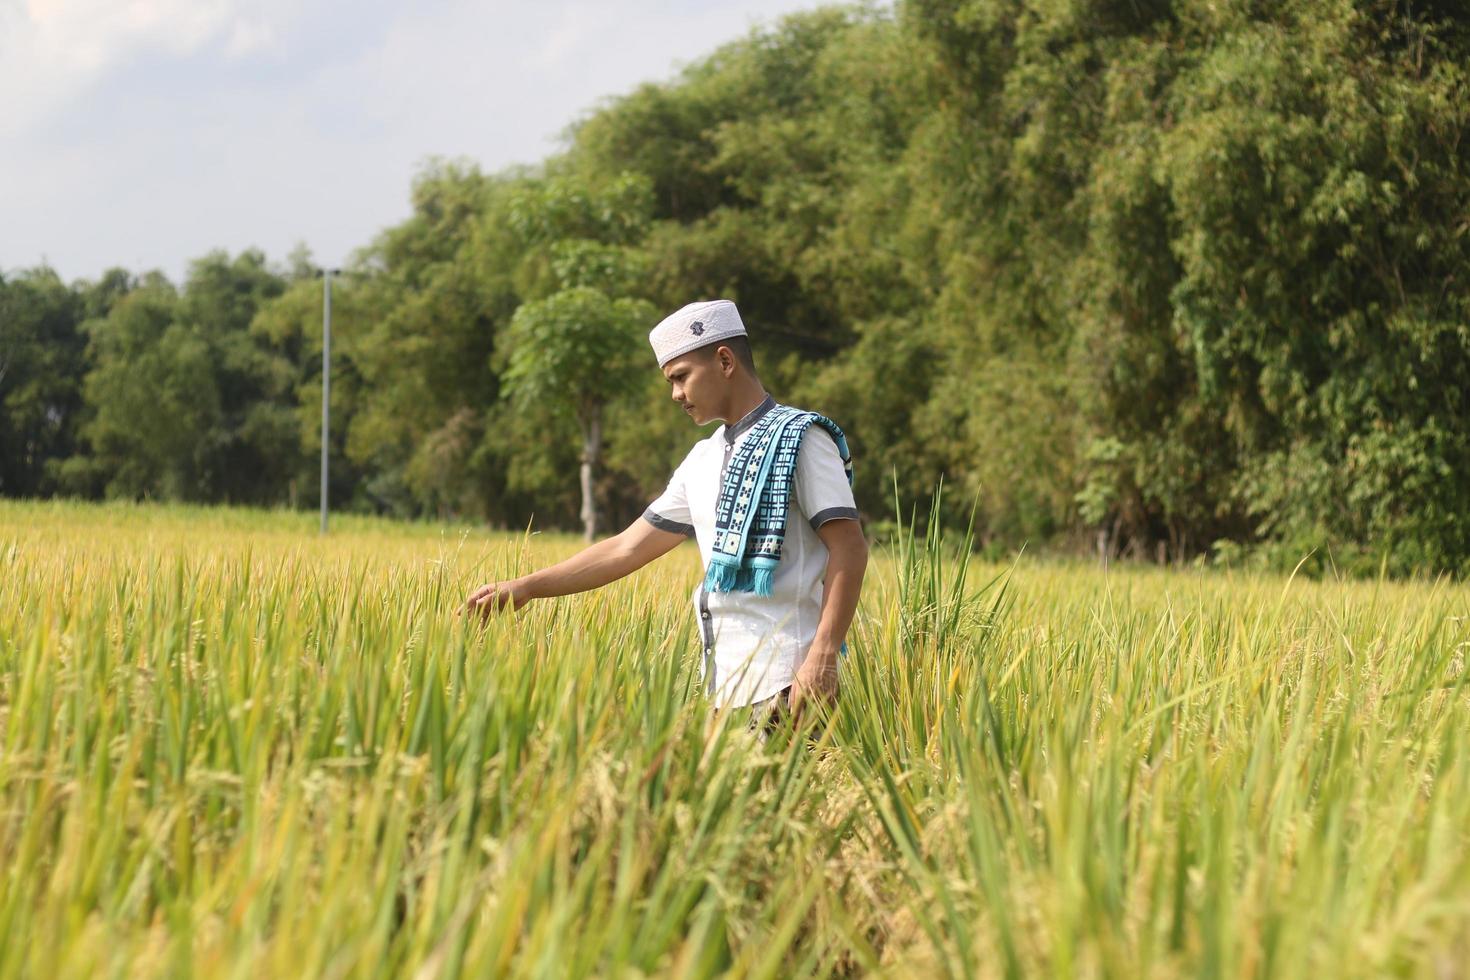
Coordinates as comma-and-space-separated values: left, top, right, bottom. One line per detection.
650, 299, 762, 426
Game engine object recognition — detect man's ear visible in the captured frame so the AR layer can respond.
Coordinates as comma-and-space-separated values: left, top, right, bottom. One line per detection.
718, 345, 737, 377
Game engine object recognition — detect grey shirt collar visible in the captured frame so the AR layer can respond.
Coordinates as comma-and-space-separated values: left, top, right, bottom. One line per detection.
724, 392, 776, 445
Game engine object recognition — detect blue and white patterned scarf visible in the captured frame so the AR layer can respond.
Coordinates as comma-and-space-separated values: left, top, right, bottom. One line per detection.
703, 405, 853, 597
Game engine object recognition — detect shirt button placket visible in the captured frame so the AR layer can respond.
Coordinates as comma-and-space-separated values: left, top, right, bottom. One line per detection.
703, 431, 735, 697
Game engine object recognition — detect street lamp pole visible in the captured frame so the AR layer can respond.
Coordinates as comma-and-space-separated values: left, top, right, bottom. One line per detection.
320, 268, 337, 534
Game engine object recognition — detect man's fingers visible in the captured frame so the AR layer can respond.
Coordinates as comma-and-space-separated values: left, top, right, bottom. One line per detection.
472, 586, 518, 619
789, 679, 817, 720
460, 587, 492, 622
463, 583, 497, 612
791, 673, 838, 723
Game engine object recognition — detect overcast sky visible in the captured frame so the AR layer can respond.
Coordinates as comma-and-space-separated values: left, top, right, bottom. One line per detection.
1, 0, 839, 284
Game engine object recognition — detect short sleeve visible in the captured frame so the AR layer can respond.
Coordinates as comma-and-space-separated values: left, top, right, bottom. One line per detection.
794, 427, 858, 530
642, 449, 696, 537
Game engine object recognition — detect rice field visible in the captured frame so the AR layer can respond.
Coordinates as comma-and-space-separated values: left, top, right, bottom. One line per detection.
2, 498, 1468, 978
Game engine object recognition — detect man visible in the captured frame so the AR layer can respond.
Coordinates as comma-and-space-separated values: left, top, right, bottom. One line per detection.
464, 299, 867, 726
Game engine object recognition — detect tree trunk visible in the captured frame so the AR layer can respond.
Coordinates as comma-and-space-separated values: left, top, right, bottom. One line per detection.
579, 407, 603, 543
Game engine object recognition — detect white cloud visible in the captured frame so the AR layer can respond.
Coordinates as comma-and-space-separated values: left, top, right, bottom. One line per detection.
0, 0, 291, 133
223, 18, 277, 59
526, 2, 595, 71
0, 0, 859, 282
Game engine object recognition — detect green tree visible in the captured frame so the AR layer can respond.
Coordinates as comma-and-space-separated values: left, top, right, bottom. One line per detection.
68, 252, 292, 503
73, 279, 219, 500
502, 173, 657, 540
174, 249, 290, 503
502, 288, 653, 540
0, 268, 87, 497
347, 160, 523, 520
906, 0, 1470, 572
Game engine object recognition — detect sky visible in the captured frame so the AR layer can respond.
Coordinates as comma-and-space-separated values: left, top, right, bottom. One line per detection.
1, 0, 839, 284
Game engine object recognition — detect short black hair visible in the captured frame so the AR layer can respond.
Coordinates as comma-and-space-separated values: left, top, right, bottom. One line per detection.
704, 335, 757, 375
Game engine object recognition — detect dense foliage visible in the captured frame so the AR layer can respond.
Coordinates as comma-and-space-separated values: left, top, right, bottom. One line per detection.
3, 0, 1467, 574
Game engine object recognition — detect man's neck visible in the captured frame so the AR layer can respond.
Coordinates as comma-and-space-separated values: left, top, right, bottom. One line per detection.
723, 384, 769, 426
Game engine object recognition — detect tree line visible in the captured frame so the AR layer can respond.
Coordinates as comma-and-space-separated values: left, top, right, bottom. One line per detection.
3, 0, 1468, 575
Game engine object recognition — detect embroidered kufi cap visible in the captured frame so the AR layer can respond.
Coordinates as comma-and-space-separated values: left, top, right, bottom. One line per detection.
648, 299, 747, 368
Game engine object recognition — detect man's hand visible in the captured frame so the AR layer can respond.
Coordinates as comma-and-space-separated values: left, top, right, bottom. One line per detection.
789, 642, 841, 717
462, 578, 534, 619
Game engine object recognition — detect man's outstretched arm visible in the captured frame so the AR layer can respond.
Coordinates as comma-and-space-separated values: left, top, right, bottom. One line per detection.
463, 518, 688, 617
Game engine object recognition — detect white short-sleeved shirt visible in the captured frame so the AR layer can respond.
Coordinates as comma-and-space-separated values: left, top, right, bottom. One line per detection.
643, 394, 859, 708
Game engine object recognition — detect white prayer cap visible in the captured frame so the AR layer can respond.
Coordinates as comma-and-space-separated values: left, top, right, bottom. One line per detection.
648, 299, 747, 368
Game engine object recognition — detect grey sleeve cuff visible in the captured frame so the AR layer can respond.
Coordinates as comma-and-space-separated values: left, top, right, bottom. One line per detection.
809, 506, 860, 530
643, 508, 695, 537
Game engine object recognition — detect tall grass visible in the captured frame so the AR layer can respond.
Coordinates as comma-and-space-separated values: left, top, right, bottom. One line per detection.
1, 498, 1467, 977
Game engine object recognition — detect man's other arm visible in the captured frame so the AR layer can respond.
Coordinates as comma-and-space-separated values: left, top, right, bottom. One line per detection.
789, 517, 868, 713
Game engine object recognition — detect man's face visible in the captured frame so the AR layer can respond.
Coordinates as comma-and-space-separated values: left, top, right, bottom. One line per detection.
662, 347, 731, 425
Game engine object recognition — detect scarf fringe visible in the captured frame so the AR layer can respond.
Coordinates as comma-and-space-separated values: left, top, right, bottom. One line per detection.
703, 555, 778, 597
749, 564, 775, 597
703, 554, 743, 593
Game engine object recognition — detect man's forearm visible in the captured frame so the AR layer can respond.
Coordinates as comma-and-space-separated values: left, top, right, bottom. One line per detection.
789, 532, 866, 709
519, 535, 640, 599
466, 519, 685, 617
811, 545, 867, 653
